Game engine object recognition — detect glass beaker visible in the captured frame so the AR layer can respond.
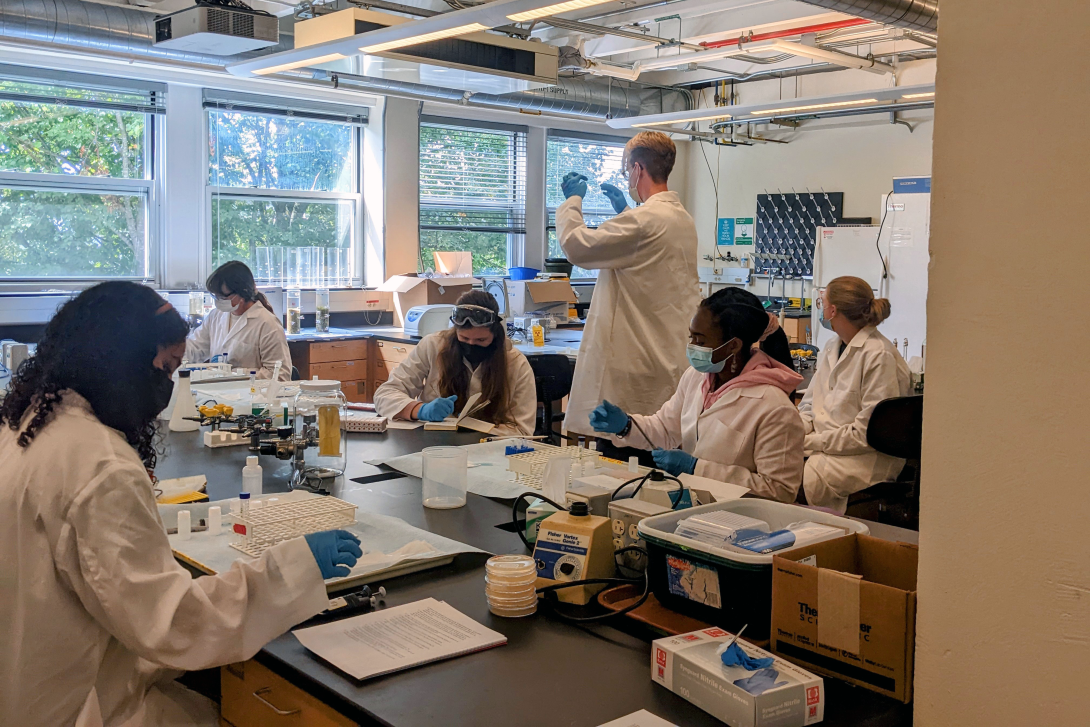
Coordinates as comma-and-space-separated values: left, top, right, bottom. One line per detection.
422, 447, 468, 509
286, 288, 302, 334
294, 380, 348, 477
315, 288, 330, 333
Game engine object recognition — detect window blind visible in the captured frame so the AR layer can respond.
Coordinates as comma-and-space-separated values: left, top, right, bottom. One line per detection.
419, 122, 527, 235
0, 65, 165, 115
202, 90, 368, 124
545, 133, 632, 228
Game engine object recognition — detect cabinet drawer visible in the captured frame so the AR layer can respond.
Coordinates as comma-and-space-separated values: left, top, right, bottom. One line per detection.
310, 340, 368, 364
311, 360, 366, 381
373, 339, 415, 366
221, 661, 356, 727
372, 356, 396, 383
341, 379, 368, 404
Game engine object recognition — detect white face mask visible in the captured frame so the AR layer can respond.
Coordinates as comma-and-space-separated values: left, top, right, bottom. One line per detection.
627, 164, 643, 205
214, 297, 239, 314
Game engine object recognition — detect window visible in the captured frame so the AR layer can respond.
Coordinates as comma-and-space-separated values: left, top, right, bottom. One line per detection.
0, 69, 162, 280
206, 93, 366, 288
419, 120, 527, 276
546, 133, 635, 279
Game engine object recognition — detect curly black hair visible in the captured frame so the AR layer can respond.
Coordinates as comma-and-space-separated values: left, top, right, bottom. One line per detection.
700, 287, 794, 369
0, 282, 190, 470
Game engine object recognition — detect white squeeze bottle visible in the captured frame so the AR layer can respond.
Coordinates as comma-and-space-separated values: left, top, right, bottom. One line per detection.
242, 456, 263, 496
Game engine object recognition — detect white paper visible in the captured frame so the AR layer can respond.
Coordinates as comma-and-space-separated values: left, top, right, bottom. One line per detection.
386, 420, 425, 430
597, 711, 678, 727
293, 598, 507, 680
678, 473, 750, 503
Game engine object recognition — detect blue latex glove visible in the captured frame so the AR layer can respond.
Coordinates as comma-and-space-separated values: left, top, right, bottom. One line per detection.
653, 448, 697, 476
417, 394, 457, 422
720, 642, 775, 671
733, 668, 788, 696
304, 529, 363, 579
561, 171, 588, 199
600, 183, 629, 214
589, 399, 628, 434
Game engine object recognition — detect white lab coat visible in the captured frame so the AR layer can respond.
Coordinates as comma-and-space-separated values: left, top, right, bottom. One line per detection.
0, 392, 329, 727
556, 192, 700, 436
186, 304, 292, 381
373, 332, 537, 436
614, 367, 805, 503
798, 326, 912, 512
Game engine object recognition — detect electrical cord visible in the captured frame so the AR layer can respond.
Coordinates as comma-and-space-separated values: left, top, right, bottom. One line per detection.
610, 470, 686, 510
511, 491, 567, 549
535, 546, 651, 623
875, 189, 893, 280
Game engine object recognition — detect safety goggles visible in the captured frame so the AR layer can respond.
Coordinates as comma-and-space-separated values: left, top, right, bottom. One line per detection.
450, 304, 499, 328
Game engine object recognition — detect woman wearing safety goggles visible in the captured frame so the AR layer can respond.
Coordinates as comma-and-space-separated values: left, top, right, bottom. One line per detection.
373, 290, 537, 435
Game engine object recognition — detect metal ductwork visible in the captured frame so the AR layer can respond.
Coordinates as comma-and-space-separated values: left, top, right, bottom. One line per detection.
0, 0, 688, 120
793, 0, 938, 33
0, 0, 292, 68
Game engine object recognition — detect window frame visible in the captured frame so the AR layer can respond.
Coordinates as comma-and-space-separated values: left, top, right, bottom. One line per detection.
204, 102, 366, 290
0, 74, 163, 288
418, 117, 528, 276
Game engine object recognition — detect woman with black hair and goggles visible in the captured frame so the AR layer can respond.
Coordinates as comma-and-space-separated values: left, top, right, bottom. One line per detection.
374, 290, 537, 436
588, 287, 806, 503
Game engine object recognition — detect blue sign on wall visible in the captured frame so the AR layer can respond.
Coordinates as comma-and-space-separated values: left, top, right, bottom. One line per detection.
893, 176, 931, 194
717, 218, 735, 246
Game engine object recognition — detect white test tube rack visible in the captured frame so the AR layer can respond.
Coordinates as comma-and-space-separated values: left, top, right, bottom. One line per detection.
230, 496, 358, 558
505, 442, 650, 490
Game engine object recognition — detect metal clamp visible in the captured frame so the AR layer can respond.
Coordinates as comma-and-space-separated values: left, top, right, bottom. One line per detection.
252, 687, 301, 716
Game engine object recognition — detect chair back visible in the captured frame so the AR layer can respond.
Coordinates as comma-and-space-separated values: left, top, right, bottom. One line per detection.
866, 395, 923, 460
527, 354, 573, 404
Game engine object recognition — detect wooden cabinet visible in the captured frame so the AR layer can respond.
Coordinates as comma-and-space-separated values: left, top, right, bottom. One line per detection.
781, 316, 812, 344
221, 660, 356, 727
287, 337, 416, 405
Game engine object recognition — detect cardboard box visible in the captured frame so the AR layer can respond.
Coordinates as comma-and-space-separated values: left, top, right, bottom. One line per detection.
652, 628, 824, 727
771, 534, 918, 703
377, 274, 480, 327
506, 279, 577, 318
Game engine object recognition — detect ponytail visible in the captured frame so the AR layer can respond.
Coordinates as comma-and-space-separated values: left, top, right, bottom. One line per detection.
827, 276, 891, 328
255, 291, 275, 315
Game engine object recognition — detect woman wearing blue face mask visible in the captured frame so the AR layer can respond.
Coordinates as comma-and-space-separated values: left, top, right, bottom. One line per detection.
589, 287, 806, 502
186, 261, 292, 381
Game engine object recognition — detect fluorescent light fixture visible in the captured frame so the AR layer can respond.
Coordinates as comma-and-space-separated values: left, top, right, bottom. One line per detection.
632, 112, 732, 128
751, 98, 879, 115
360, 22, 488, 53
507, 0, 614, 22
606, 83, 935, 129
251, 53, 348, 75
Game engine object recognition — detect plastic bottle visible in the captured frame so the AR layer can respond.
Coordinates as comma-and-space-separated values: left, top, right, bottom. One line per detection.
248, 370, 259, 415
177, 510, 191, 540
208, 506, 222, 536
168, 370, 200, 432
531, 321, 545, 348
242, 456, 263, 497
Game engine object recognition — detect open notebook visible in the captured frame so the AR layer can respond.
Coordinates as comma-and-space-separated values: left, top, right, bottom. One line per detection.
423, 392, 494, 433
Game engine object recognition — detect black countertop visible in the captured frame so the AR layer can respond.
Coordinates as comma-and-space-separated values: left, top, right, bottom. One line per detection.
286, 326, 585, 347
156, 429, 913, 727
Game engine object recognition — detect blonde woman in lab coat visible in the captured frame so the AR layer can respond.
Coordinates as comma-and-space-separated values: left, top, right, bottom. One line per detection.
589, 287, 806, 502
799, 276, 911, 512
0, 282, 360, 727
186, 260, 292, 381
555, 131, 700, 459
373, 290, 537, 436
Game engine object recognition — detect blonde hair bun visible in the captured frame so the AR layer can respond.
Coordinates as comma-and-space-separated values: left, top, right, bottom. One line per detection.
827, 276, 891, 327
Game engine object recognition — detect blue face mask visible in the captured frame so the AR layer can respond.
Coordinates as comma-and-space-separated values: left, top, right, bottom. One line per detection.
686, 340, 735, 374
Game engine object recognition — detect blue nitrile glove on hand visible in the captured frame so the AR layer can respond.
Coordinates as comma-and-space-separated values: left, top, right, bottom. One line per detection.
734, 668, 788, 696
417, 394, 457, 422
304, 529, 363, 579
561, 171, 589, 199
653, 448, 697, 476
589, 399, 628, 434
720, 642, 775, 671
600, 183, 629, 214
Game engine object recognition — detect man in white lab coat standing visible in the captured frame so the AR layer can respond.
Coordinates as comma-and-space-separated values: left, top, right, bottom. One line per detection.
556, 131, 700, 456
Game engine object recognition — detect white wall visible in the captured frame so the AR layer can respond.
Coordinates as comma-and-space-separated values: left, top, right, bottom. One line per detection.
682, 61, 935, 299
913, 1, 1090, 723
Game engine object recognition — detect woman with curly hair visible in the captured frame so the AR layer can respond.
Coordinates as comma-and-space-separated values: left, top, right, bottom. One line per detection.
0, 282, 358, 727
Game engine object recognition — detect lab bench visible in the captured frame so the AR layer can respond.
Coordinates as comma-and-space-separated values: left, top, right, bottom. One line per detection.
156, 429, 913, 727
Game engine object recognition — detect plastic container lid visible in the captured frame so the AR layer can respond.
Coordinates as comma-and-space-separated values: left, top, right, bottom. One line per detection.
485, 555, 536, 574
246, 456, 259, 467
299, 379, 341, 391
239, 492, 251, 500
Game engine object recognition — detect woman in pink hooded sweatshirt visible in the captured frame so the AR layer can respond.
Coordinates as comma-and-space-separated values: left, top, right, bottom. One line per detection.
589, 287, 805, 502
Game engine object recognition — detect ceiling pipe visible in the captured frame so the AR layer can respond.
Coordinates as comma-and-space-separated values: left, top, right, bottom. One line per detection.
700, 18, 871, 50
790, 0, 938, 33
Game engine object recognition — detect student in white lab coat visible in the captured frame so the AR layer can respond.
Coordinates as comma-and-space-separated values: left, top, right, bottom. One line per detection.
0, 282, 361, 727
555, 131, 700, 458
589, 287, 806, 502
374, 290, 537, 436
799, 276, 912, 512
186, 261, 292, 381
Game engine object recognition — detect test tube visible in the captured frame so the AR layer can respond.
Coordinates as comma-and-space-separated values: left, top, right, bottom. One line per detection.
577, 436, 586, 451
629, 456, 639, 473
177, 510, 192, 540
208, 506, 222, 536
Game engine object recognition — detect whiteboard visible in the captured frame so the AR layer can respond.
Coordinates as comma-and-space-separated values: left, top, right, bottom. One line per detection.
811, 226, 884, 351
